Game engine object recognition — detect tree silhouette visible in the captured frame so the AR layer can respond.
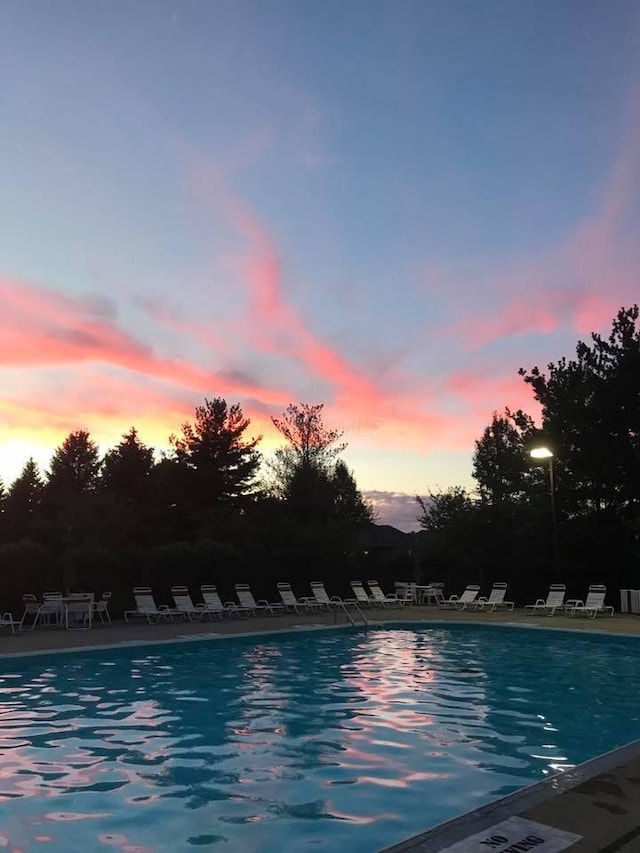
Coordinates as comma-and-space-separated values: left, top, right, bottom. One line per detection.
4, 458, 44, 541
271, 403, 356, 522
47, 430, 101, 497
271, 403, 346, 467
472, 410, 542, 504
101, 427, 155, 501
332, 461, 374, 525
171, 398, 262, 509
519, 305, 640, 516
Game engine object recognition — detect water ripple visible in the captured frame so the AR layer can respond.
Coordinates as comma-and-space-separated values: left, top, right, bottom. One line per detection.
1, 625, 640, 851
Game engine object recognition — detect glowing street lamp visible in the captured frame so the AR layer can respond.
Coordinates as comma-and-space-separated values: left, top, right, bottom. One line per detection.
529, 444, 559, 569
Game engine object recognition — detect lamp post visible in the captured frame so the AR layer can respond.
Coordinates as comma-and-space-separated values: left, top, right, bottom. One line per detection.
529, 446, 559, 570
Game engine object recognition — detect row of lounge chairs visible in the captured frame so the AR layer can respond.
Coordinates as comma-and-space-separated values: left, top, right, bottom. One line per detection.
125, 580, 404, 623
445, 582, 614, 618
121, 581, 618, 623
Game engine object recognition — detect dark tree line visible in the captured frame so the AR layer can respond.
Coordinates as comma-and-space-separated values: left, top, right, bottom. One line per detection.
0, 401, 374, 615
416, 306, 640, 604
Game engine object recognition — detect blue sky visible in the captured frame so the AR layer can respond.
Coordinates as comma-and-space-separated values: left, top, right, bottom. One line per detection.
1, 0, 639, 529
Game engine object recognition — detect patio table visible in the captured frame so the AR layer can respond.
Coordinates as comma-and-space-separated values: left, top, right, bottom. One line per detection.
32, 594, 95, 630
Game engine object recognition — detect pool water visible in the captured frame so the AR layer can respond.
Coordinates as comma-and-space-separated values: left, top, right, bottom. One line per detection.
1, 624, 640, 852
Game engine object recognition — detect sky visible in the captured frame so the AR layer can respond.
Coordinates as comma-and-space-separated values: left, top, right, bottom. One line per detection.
1, 1, 640, 531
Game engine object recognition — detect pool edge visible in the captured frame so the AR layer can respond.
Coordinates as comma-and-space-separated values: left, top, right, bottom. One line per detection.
380, 738, 640, 852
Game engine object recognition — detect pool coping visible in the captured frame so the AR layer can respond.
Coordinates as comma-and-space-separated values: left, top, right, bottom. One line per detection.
2, 615, 639, 662
379, 738, 640, 852
0, 621, 352, 660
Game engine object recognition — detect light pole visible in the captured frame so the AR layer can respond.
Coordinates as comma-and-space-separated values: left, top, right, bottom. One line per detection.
529, 446, 559, 570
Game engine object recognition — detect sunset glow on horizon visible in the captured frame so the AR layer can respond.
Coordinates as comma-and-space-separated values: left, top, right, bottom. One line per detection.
2, 1, 639, 529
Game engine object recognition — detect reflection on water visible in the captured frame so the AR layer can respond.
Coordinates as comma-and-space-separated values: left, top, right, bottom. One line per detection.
1, 626, 640, 851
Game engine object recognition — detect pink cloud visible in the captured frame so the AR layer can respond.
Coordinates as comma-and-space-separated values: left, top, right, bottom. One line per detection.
0, 276, 288, 406
440, 90, 640, 352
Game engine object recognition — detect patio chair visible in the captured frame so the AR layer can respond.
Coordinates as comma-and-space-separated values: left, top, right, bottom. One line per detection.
19, 594, 41, 630
235, 584, 283, 616
350, 581, 376, 607
32, 593, 65, 629
416, 582, 446, 605
395, 581, 416, 604
566, 584, 614, 619
171, 585, 206, 621
469, 582, 515, 612
277, 583, 316, 613
310, 581, 349, 610
93, 591, 112, 624
0, 612, 20, 634
124, 587, 175, 623
440, 584, 481, 610
525, 583, 566, 616
65, 595, 93, 631
367, 580, 402, 607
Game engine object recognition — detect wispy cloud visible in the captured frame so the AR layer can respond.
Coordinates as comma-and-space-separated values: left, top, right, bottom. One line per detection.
0, 276, 287, 404
439, 90, 640, 352
2, 88, 638, 479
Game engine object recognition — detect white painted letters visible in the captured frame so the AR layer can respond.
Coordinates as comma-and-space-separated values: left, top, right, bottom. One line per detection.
440, 817, 581, 853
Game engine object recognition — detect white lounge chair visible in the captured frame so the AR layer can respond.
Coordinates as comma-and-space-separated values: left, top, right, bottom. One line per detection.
469, 582, 515, 612
171, 586, 206, 621
525, 583, 566, 616
277, 583, 316, 613
235, 584, 283, 616
566, 584, 614, 618
367, 580, 402, 607
440, 584, 481, 610
350, 581, 375, 607
310, 581, 348, 610
200, 585, 245, 618
124, 587, 174, 623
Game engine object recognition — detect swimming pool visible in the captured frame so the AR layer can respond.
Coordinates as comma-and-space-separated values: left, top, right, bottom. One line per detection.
1, 623, 639, 852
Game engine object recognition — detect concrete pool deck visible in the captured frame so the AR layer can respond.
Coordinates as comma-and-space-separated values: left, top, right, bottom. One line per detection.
1, 606, 639, 852
2, 605, 640, 656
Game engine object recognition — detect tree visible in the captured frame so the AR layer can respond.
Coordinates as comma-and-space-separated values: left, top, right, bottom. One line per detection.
171, 398, 262, 509
101, 427, 155, 501
416, 486, 475, 533
271, 403, 357, 523
3, 459, 44, 541
331, 461, 374, 525
271, 403, 346, 469
472, 410, 542, 504
45, 431, 102, 589
47, 430, 101, 497
518, 305, 640, 515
